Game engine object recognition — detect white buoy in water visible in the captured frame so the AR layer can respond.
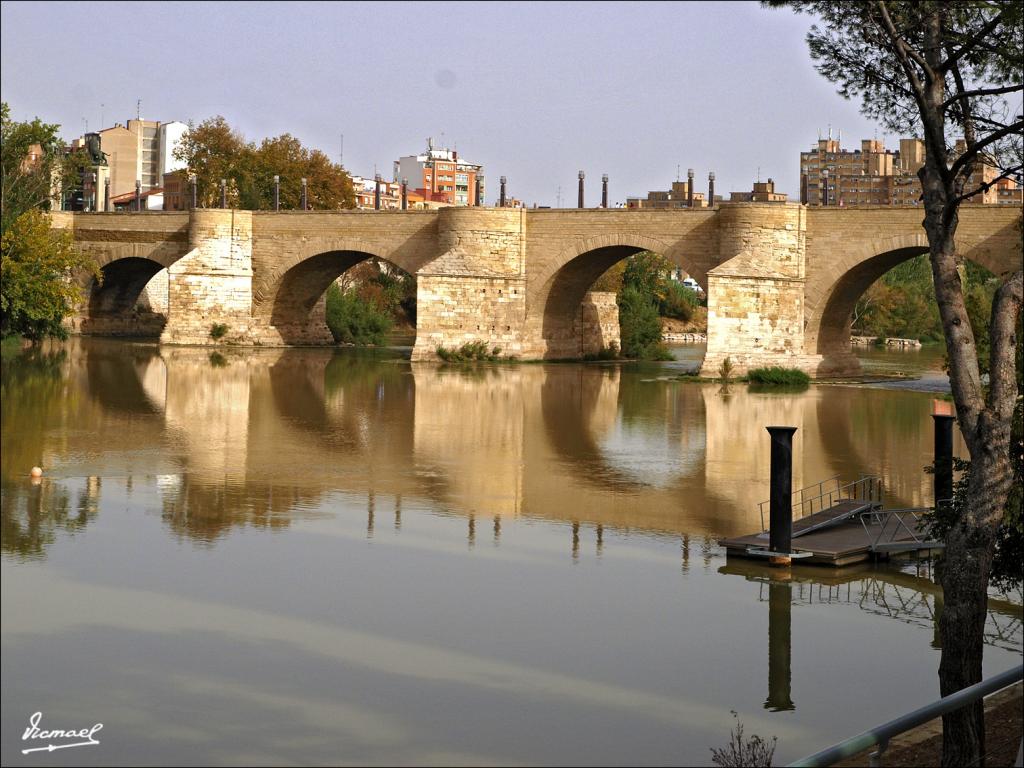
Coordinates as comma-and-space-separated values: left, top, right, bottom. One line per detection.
30, 466, 43, 478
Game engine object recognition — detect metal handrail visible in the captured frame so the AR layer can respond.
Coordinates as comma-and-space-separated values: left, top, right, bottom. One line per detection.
860, 507, 933, 551
759, 476, 883, 532
788, 664, 1024, 767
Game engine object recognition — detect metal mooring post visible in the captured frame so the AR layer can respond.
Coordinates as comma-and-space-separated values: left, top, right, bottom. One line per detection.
767, 426, 798, 564
933, 407, 955, 507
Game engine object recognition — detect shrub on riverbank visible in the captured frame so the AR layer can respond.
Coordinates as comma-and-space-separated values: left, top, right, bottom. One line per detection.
325, 283, 392, 345
1, 210, 99, 341
619, 285, 672, 359
747, 367, 811, 387
436, 341, 506, 362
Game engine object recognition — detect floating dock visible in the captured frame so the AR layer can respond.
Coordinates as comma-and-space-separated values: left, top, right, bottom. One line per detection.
721, 476, 945, 567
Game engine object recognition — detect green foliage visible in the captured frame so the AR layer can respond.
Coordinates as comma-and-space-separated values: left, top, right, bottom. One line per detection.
747, 366, 811, 387
719, 356, 734, 382
618, 284, 669, 359
1, 210, 99, 340
661, 281, 700, 322
174, 115, 356, 210
436, 341, 505, 362
325, 283, 392, 345
622, 251, 674, 301
209, 323, 229, 340
59, 148, 95, 209
1, 103, 64, 234
854, 255, 997, 352
582, 342, 620, 361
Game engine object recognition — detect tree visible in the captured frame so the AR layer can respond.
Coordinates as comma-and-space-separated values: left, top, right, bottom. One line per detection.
173, 116, 256, 208
618, 285, 665, 358
766, 3, 1023, 764
1, 103, 62, 234
1, 209, 99, 341
251, 134, 355, 210
175, 117, 356, 210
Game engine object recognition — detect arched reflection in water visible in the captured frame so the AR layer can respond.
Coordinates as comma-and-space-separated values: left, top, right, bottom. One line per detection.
2, 340, 973, 554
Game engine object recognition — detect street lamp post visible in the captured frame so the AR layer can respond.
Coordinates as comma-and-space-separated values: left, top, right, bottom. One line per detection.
821, 169, 829, 206
401, 178, 408, 210
687, 168, 695, 208
273, 175, 280, 211
220, 178, 227, 209
301, 177, 308, 210
374, 174, 382, 210
189, 173, 197, 210
499, 176, 507, 207
134, 179, 141, 212
104, 177, 111, 212
601, 174, 609, 208
578, 170, 585, 208
708, 172, 715, 208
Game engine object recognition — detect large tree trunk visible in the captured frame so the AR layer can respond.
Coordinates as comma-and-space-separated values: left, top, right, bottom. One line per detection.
917, 98, 1021, 763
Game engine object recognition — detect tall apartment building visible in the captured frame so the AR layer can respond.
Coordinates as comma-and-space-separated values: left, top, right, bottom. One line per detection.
393, 139, 483, 206
71, 118, 187, 201
800, 132, 1012, 206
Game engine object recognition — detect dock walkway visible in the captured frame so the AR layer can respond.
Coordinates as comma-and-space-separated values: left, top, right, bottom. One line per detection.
723, 476, 943, 566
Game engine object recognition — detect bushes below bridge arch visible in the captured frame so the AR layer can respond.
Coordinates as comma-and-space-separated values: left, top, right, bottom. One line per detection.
325, 284, 392, 346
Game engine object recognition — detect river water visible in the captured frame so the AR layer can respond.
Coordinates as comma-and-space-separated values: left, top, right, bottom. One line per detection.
1, 339, 1019, 766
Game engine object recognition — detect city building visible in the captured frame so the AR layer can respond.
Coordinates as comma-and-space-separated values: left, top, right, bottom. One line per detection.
162, 169, 189, 211
69, 118, 188, 201
626, 179, 715, 209
393, 139, 484, 206
729, 179, 788, 203
800, 132, 1015, 206
995, 176, 1024, 205
351, 174, 402, 210
158, 121, 188, 178
109, 187, 164, 211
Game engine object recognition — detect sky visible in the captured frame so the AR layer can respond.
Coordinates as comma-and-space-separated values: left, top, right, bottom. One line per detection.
1, 0, 892, 206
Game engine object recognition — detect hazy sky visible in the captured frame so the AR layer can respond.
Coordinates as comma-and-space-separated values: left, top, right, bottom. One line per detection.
1, 0, 890, 205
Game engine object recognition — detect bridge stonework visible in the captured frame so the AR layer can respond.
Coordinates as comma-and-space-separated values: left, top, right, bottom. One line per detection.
53, 203, 1021, 377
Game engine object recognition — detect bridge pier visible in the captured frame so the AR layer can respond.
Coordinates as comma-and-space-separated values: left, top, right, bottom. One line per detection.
412, 207, 529, 360
699, 204, 824, 378
161, 210, 256, 345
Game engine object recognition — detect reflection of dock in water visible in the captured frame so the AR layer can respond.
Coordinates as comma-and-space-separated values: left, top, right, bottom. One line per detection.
717, 558, 1022, 715
719, 559, 1022, 653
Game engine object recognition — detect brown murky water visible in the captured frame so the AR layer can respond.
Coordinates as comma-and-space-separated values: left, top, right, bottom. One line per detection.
2, 339, 1019, 766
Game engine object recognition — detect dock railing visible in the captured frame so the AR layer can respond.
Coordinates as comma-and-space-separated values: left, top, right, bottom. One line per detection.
787, 664, 1023, 767
759, 475, 884, 533
860, 507, 945, 553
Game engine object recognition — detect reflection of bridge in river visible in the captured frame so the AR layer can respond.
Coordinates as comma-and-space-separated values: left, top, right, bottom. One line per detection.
4, 339, 967, 552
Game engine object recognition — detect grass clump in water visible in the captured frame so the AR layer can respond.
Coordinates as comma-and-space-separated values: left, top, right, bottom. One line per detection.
747, 366, 810, 388
436, 341, 507, 362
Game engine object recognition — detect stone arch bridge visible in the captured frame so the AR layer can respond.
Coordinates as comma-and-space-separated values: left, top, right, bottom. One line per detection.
51, 203, 1020, 377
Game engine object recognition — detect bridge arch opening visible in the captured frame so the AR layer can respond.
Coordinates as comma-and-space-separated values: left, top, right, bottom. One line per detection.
814, 247, 1001, 370
268, 250, 417, 347
82, 257, 169, 337
539, 244, 707, 360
